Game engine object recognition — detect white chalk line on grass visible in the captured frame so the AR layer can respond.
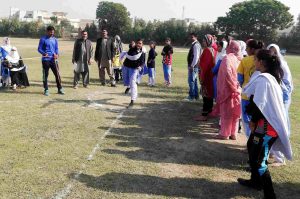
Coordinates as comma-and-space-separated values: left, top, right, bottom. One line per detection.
52, 107, 125, 199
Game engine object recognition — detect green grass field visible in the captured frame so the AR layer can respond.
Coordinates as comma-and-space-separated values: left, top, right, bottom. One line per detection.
0, 38, 299, 199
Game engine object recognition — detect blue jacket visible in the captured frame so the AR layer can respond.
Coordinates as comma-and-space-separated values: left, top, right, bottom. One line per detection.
38, 36, 59, 61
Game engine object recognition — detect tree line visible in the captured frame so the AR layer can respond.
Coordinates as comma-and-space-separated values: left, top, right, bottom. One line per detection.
0, 18, 76, 38
0, 0, 299, 53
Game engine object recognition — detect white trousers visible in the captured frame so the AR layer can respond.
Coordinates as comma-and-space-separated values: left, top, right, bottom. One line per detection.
129, 68, 139, 101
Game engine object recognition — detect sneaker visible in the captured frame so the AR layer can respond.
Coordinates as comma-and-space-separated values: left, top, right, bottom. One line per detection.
237, 178, 262, 191
269, 161, 286, 167
127, 100, 134, 108
83, 85, 88, 88
44, 89, 49, 96
73, 85, 78, 89
183, 96, 194, 102
111, 83, 116, 87
101, 82, 106, 86
125, 88, 130, 94
12, 84, 17, 90
58, 88, 65, 95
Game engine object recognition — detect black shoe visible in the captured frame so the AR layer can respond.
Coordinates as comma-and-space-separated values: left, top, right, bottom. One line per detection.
245, 166, 251, 173
125, 88, 130, 94
127, 100, 134, 108
101, 82, 106, 86
111, 84, 116, 87
237, 178, 262, 191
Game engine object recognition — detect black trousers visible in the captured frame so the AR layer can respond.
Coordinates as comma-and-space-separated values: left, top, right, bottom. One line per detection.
10, 69, 30, 87
202, 97, 214, 116
114, 68, 122, 82
247, 132, 277, 199
42, 61, 62, 90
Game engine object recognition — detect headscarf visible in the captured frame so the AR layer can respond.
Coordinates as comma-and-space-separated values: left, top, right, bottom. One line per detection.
267, 44, 293, 92
238, 40, 247, 57
226, 40, 243, 60
215, 41, 228, 63
7, 46, 20, 64
1, 37, 12, 54
114, 35, 123, 54
204, 34, 214, 47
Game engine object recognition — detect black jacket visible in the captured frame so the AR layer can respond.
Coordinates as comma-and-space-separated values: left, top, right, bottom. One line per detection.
187, 41, 200, 66
73, 39, 93, 62
147, 48, 157, 68
94, 37, 115, 62
123, 47, 145, 69
161, 45, 173, 56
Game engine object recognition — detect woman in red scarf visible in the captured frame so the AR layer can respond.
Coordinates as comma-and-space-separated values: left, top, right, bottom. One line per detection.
195, 34, 217, 121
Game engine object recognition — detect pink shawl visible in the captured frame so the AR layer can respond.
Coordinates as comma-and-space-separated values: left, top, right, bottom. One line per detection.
217, 41, 241, 117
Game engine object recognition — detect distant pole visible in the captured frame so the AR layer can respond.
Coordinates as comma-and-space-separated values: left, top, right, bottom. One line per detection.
182, 6, 185, 20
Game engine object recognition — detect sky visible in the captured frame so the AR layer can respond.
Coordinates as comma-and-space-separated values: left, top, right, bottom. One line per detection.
0, 0, 299, 22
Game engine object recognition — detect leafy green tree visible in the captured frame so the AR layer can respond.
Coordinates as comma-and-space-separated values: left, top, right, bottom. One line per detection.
60, 19, 74, 31
85, 23, 98, 41
278, 14, 300, 53
96, 1, 131, 37
215, 0, 294, 42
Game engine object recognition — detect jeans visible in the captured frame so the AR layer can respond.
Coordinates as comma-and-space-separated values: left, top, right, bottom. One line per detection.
163, 64, 172, 84
241, 99, 251, 137
188, 67, 199, 99
148, 68, 155, 85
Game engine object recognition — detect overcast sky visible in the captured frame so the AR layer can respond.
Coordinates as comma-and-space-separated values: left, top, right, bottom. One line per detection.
1, 0, 299, 22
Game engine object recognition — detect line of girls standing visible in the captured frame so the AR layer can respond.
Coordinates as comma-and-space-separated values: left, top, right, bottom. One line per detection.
189, 33, 293, 199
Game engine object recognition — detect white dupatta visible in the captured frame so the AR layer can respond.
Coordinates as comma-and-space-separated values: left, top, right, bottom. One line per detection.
243, 73, 292, 160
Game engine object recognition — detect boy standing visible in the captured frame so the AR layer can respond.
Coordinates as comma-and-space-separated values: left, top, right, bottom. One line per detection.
38, 26, 64, 96
161, 38, 173, 86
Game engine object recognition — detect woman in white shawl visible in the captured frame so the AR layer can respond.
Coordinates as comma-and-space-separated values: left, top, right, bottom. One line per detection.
238, 49, 292, 199
3, 47, 29, 90
267, 44, 293, 166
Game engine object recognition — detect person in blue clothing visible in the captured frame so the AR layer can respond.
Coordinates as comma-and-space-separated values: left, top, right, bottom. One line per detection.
212, 40, 228, 100
147, 41, 157, 87
38, 26, 64, 96
0, 37, 12, 87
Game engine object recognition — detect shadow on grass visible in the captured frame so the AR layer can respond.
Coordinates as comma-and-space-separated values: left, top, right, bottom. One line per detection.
70, 172, 261, 199
88, 98, 299, 197
99, 100, 248, 171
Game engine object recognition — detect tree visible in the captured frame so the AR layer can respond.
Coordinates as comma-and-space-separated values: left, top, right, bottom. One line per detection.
85, 23, 98, 41
50, 16, 58, 24
96, 1, 131, 37
215, 0, 294, 42
60, 19, 74, 32
278, 14, 300, 53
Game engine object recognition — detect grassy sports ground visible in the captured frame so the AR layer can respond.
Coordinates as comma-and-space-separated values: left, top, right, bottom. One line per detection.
0, 38, 299, 199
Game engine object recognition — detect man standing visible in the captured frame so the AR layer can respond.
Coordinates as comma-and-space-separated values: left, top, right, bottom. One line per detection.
38, 26, 64, 96
72, 30, 93, 89
94, 29, 115, 87
161, 38, 173, 86
185, 33, 201, 101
